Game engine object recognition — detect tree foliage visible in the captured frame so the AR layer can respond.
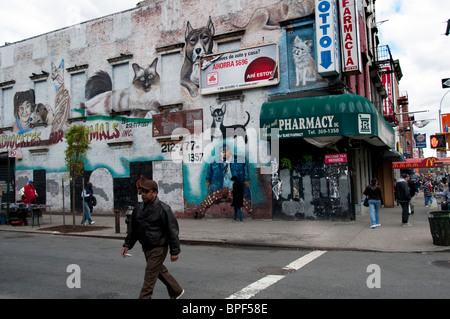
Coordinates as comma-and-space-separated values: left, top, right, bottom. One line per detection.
64, 125, 91, 224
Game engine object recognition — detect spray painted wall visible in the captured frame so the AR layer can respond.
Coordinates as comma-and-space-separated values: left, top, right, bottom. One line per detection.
0, 0, 351, 218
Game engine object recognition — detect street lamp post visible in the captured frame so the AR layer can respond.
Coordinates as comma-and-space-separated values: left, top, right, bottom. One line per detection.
439, 90, 450, 133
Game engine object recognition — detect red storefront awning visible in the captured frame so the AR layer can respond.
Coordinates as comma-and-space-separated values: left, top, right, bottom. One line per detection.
392, 157, 441, 169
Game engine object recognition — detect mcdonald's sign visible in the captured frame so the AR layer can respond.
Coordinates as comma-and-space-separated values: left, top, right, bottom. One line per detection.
392, 157, 440, 169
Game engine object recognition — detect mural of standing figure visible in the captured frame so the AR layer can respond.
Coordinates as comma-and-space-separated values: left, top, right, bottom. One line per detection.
199, 143, 252, 218
181, 17, 215, 98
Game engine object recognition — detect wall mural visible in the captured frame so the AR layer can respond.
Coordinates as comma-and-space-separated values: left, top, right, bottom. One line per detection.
236, 0, 315, 46
80, 58, 160, 118
181, 17, 215, 98
292, 36, 321, 87
3, 1, 338, 218
51, 59, 71, 133
13, 89, 35, 134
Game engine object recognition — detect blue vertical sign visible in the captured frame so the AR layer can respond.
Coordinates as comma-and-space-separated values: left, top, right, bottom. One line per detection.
315, 0, 340, 76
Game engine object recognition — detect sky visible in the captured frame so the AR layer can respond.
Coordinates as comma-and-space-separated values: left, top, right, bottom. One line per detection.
376, 0, 450, 157
0, 0, 449, 157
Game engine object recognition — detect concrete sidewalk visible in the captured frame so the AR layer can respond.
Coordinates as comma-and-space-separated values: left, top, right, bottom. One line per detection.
1, 193, 449, 252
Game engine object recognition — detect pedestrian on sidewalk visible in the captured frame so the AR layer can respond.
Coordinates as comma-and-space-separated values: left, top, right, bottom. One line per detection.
395, 173, 412, 226
422, 177, 433, 207
408, 176, 419, 214
231, 176, 244, 222
435, 182, 450, 210
121, 180, 184, 299
81, 182, 95, 225
20, 180, 38, 226
363, 178, 384, 228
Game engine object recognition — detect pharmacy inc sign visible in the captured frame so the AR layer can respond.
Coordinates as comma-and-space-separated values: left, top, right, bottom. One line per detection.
315, 0, 340, 76
339, 0, 362, 74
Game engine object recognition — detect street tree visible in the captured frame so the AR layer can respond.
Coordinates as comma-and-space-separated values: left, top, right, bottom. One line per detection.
64, 125, 91, 225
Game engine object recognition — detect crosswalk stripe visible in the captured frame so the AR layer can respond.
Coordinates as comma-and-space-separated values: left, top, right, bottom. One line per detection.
226, 250, 327, 299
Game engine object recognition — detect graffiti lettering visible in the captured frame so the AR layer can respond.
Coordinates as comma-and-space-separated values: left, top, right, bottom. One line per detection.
0, 132, 42, 149
49, 130, 64, 144
87, 122, 120, 141
122, 129, 133, 137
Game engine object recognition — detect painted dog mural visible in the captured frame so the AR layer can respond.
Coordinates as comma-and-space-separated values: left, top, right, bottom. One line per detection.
181, 17, 215, 98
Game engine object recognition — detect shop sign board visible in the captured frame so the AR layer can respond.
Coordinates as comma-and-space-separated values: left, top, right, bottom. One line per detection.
199, 43, 280, 95
315, 0, 340, 76
339, 0, 362, 74
325, 153, 347, 163
382, 66, 393, 116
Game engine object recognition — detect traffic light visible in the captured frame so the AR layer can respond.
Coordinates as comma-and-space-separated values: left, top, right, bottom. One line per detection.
430, 134, 446, 148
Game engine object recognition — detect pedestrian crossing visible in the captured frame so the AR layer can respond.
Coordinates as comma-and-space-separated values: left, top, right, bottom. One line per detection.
226, 250, 327, 299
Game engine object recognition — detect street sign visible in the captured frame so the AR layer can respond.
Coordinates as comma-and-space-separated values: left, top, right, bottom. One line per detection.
315, 0, 340, 76
442, 78, 450, 89
8, 149, 23, 158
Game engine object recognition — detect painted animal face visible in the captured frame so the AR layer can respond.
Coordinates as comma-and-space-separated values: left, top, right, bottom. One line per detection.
293, 36, 313, 61
210, 104, 226, 123
185, 17, 215, 62
132, 58, 160, 93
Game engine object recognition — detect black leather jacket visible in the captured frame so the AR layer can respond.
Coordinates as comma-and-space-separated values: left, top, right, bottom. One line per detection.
123, 197, 181, 255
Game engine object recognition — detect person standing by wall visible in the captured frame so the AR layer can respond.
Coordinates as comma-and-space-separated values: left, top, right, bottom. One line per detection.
395, 174, 412, 226
21, 180, 38, 204
81, 182, 95, 225
231, 176, 244, 222
20, 180, 38, 226
363, 178, 384, 229
121, 180, 183, 299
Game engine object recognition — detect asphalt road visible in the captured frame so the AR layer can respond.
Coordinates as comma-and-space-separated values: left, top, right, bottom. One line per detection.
0, 232, 449, 300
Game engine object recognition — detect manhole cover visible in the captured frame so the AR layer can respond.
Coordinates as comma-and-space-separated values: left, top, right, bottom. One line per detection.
429, 260, 450, 269
258, 266, 296, 275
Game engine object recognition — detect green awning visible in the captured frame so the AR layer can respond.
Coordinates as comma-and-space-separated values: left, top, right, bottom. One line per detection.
260, 94, 395, 148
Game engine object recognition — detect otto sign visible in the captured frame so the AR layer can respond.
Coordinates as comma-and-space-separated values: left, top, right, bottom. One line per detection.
339, 0, 362, 74
315, 0, 340, 76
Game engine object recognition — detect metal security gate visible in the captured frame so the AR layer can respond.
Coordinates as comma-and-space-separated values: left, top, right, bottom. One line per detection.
0, 153, 15, 205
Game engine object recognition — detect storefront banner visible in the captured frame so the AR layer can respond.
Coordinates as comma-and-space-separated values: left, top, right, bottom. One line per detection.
260, 95, 396, 149
339, 0, 362, 74
315, 0, 340, 76
199, 43, 280, 95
